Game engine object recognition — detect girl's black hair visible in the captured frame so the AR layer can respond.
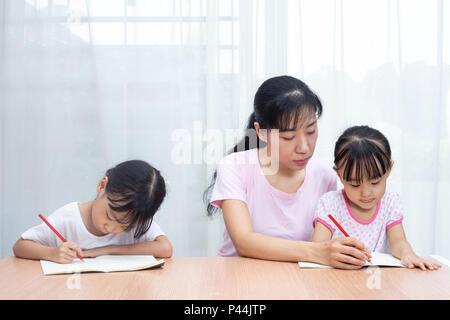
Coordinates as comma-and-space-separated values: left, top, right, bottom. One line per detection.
103, 160, 166, 239
334, 125, 392, 184
204, 75, 323, 216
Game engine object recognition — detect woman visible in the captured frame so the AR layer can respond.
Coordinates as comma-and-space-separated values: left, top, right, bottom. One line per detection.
205, 75, 371, 269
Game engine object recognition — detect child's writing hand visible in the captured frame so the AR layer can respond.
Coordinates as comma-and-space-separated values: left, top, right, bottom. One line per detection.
51, 242, 82, 264
401, 254, 442, 271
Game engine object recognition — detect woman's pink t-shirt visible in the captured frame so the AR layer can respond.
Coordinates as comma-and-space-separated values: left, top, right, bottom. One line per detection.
210, 148, 337, 257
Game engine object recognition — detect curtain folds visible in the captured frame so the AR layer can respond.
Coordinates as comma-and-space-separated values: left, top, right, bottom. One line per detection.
1, 0, 449, 258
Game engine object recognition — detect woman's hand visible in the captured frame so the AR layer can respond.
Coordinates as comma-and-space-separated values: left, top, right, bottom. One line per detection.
319, 237, 371, 269
401, 254, 442, 271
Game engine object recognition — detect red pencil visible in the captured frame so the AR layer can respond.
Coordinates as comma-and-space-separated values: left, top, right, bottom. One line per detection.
38, 213, 84, 261
328, 214, 350, 237
327, 214, 371, 263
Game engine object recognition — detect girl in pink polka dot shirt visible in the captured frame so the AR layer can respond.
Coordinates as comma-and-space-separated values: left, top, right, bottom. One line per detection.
312, 125, 441, 271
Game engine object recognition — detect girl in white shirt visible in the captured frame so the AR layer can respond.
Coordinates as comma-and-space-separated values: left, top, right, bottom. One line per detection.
13, 160, 172, 263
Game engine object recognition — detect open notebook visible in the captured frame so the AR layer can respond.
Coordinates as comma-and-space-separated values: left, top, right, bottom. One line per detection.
40, 255, 164, 275
298, 252, 405, 269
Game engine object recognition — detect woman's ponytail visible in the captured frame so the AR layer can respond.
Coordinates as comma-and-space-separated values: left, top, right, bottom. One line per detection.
228, 112, 264, 154
204, 112, 262, 216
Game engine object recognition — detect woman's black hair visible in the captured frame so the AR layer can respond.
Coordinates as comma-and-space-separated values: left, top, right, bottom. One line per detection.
204, 75, 323, 216
334, 125, 392, 184
103, 159, 166, 239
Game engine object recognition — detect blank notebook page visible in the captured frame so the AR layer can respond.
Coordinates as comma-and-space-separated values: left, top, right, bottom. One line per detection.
40, 255, 163, 275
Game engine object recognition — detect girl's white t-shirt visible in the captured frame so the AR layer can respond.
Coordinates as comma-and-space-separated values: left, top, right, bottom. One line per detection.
21, 202, 166, 249
313, 189, 404, 253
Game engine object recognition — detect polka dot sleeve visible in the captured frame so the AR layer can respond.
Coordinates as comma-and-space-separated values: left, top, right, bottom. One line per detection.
385, 192, 404, 229
312, 195, 335, 234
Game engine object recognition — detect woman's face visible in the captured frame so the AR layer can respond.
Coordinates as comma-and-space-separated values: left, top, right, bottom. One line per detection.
257, 110, 319, 174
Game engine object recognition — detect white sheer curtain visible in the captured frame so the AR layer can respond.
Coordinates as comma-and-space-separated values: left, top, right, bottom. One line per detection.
1, 0, 449, 259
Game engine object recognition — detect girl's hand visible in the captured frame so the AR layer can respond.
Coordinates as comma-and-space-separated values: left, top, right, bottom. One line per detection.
51, 242, 82, 264
81, 246, 110, 258
401, 254, 442, 271
320, 237, 371, 269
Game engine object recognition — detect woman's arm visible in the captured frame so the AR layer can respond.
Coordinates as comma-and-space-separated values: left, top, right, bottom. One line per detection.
222, 199, 370, 268
387, 224, 440, 270
81, 235, 173, 259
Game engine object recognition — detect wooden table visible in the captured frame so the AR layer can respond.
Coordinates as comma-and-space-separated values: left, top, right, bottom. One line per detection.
0, 256, 449, 300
